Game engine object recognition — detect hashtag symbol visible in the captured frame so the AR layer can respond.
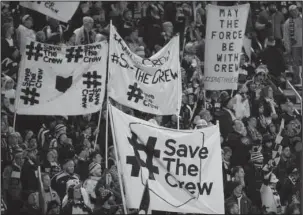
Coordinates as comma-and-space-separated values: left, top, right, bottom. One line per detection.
20, 87, 40, 105
127, 132, 160, 180
111, 53, 120, 64
25, 42, 43, 61
65, 47, 84, 62
127, 83, 143, 103
83, 71, 102, 88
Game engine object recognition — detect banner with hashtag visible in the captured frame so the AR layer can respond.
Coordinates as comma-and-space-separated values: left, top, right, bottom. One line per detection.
109, 104, 225, 214
108, 24, 182, 115
15, 40, 108, 115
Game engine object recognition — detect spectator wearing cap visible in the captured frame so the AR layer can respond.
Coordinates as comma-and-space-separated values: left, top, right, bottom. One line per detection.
20, 139, 39, 202
16, 14, 35, 55
51, 159, 79, 201
28, 173, 61, 215
259, 36, 286, 85
83, 162, 102, 207
74, 16, 97, 45
260, 172, 282, 214
225, 181, 254, 214
255, 2, 285, 49
279, 166, 300, 206
2, 149, 24, 215
283, 5, 302, 85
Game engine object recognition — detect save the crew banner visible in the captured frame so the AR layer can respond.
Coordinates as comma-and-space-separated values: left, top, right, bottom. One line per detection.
108, 24, 182, 115
109, 104, 224, 214
20, 1, 80, 23
15, 40, 108, 115
204, 3, 250, 90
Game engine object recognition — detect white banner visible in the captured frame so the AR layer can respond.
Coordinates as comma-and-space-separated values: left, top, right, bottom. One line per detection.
20, 1, 79, 23
15, 40, 108, 115
108, 25, 182, 115
109, 104, 224, 214
204, 4, 250, 90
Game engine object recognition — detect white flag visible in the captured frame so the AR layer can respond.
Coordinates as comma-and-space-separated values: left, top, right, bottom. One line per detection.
20, 1, 79, 23
204, 3, 250, 90
108, 25, 182, 115
109, 104, 224, 214
15, 40, 108, 115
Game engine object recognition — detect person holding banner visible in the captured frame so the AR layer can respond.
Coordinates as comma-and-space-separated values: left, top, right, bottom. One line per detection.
16, 14, 35, 54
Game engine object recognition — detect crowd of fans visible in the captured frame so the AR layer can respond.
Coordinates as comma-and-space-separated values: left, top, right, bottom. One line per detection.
1, 1, 302, 215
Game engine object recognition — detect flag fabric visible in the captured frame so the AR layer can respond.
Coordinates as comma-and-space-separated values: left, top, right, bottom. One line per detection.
138, 180, 151, 214
15, 40, 108, 115
109, 104, 224, 214
203, 3, 250, 90
108, 24, 182, 115
19, 2, 80, 23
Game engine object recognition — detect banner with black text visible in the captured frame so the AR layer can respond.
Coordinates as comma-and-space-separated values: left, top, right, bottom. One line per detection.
108, 25, 181, 115
20, 1, 79, 23
15, 40, 108, 115
204, 3, 250, 90
109, 104, 224, 214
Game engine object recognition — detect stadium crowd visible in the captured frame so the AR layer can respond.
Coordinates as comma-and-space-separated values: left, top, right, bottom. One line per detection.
1, 1, 302, 215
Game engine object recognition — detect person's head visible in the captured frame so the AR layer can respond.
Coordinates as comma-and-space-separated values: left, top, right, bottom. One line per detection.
232, 166, 245, 180
73, 184, 82, 200
268, 123, 277, 134
89, 162, 102, 177
263, 134, 273, 149
162, 21, 174, 35
248, 117, 257, 128
108, 146, 116, 161
123, 9, 132, 21
199, 110, 213, 122
232, 181, 243, 197
289, 5, 300, 18
268, 2, 277, 13
258, 103, 264, 114
220, 91, 235, 109
45, 116, 57, 130
238, 84, 248, 94
83, 124, 92, 136
41, 173, 51, 188
233, 120, 245, 134
63, 160, 75, 174
14, 151, 25, 167
22, 14, 33, 29
282, 145, 291, 158
223, 147, 232, 162
8, 132, 18, 147
47, 150, 56, 163
284, 101, 295, 115
155, 115, 163, 125
26, 140, 38, 160
129, 28, 139, 40
3, 76, 14, 90
287, 166, 299, 181
24, 130, 34, 142
90, 151, 102, 164
47, 201, 60, 215
226, 201, 239, 214
83, 16, 94, 31
2, 23, 14, 38
239, 53, 247, 66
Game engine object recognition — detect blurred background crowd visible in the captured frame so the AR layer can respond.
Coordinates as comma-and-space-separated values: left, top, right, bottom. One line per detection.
1, 1, 302, 215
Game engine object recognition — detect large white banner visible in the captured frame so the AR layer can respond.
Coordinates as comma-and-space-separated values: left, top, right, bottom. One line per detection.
15, 40, 108, 115
108, 25, 181, 115
20, 1, 79, 23
204, 4, 250, 90
109, 104, 224, 214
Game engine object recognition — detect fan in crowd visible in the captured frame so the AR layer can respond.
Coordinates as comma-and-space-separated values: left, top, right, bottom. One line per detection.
1, 1, 302, 215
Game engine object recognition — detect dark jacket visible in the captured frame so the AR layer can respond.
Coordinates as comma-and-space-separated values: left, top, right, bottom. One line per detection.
215, 108, 234, 141
259, 46, 286, 77
225, 193, 254, 214
20, 158, 39, 199
51, 171, 79, 201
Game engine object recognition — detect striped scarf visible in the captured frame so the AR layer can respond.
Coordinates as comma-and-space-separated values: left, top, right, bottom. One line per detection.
289, 18, 296, 45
